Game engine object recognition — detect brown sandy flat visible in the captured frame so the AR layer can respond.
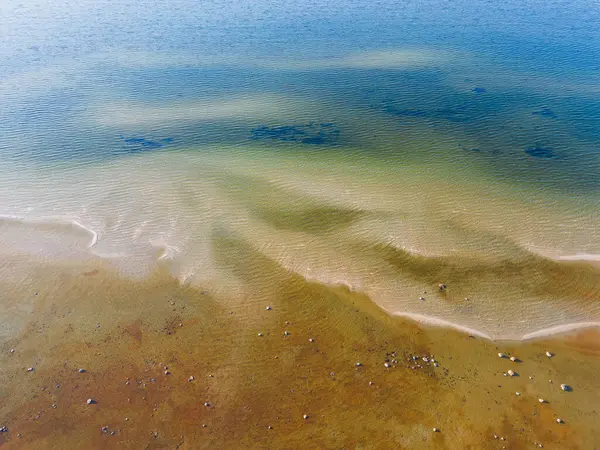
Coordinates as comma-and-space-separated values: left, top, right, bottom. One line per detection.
1, 241, 599, 449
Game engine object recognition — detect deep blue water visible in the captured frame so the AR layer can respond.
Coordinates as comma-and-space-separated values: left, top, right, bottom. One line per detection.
1, 0, 599, 192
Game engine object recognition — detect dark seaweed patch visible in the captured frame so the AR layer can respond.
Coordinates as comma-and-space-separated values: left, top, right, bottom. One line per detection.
250, 123, 340, 145
120, 136, 174, 152
532, 107, 557, 118
525, 146, 555, 158
472, 87, 487, 94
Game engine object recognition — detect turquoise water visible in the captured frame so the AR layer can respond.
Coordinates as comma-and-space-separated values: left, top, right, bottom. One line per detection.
1, 0, 599, 338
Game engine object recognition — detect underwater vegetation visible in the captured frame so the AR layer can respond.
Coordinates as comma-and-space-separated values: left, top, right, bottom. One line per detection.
525, 145, 555, 158
532, 107, 557, 118
250, 123, 340, 145
120, 136, 174, 152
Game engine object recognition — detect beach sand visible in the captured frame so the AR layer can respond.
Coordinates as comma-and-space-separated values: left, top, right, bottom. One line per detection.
1, 237, 599, 449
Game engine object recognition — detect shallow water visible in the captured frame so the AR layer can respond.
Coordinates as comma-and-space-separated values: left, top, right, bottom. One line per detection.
1, 1, 600, 443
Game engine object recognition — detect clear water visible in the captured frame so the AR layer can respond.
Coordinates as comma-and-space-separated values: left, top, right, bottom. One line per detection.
1, 0, 599, 338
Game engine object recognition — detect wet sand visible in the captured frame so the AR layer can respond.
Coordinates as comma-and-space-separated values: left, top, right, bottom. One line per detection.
1, 239, 600, 449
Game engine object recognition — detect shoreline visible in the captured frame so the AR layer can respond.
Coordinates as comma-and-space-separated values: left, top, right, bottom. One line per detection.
391, 310, 600, 342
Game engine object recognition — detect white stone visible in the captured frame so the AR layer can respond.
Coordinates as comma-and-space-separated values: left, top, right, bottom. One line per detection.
309, 338, 315, 342
27, 367, 34, 372
556, 418, 563, 424
508, 370, 515, 376
538, 398, 545, 403
284, 331, 290, 336
432, 427, 438, 432
509, 356, 517, 362
188, 376, 194, 382
303, 414, 309, 420
258, 333, 264, 337
546, 351, 553, 358
78, 368, 86, 373
515, 392, 521, 396
355, 362, 362, 367
204, 402, 210, 407
384, 362, 390, 368
498, 353, 506, 358
266, 306, 272, 310
87, 399, 95, 405
560, 384, 569, 391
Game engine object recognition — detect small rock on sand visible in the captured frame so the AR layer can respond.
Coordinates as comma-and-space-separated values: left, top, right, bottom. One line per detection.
498, 353, 506, 358
546, 351, 553, 358
303, 414, 309, 420
87, 399, 96, 405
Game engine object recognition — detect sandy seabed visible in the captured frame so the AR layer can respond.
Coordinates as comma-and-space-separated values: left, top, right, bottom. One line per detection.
1, 240, 599, 449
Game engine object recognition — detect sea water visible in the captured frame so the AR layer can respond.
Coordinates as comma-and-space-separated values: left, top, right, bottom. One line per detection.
1, 0, 599, 339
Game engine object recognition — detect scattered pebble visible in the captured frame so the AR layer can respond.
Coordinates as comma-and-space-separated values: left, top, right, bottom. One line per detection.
267, 425, 273, 429
283, 331, 290, 336
509, 356, 517, 362
9, 349, 15, 353
78, 368, 86, 373
266, 306, 272, 311
498, 353, 506, 358
538, 398, 546, 403
516, 392, 521, 396
369, 381, 374, 386
355, 362, 362, 367
303, 414, 309, 420
308, 338, 315, 342
164, 370, 170, 375
188, 376, 195, 382
556, 418, 563, 424
546, 351, 553, 358
560, 383, 570, 391
419, 297, 425, 301
384, 362, 390, 368
0, 427, 8, 433
87, 399, 96, 405
257, 333, 264, 337
27, 367, 34, 372
432, 427, 439, 432
529, 376, 534, 380
508, 370, 515, 377
204, 402, 210, 407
